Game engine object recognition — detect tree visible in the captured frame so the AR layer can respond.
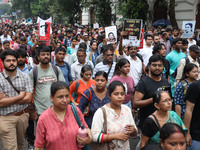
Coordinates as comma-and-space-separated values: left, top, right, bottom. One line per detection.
168, 0, 178, 27
0, 3, 11, 15
119, 0, 149, 22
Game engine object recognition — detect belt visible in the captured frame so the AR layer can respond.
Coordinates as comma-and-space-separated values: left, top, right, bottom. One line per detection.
7, 108, 29, 116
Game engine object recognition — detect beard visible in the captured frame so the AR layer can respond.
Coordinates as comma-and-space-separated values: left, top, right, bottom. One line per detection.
41, 58, 50, 64
150, 70, 161, 76
18, 60, 25, 66
4, 65, 17, 72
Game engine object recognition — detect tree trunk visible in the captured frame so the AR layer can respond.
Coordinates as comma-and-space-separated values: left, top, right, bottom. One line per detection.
168, 0, 178, 27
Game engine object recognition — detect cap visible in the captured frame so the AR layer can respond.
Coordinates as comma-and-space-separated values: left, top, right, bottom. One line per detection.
189, 45, 200, 53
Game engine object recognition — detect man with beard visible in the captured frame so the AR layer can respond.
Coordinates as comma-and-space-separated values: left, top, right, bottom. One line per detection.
16, 49, 32, 74
133, 54, 170, 129
0, 49, 33, 150
166, 38, 186, 98
153, 34, 160, 46
160, 32, 171, 54
29, 46, 65, 116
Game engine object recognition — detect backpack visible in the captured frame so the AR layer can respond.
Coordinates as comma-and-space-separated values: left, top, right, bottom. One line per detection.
173, 57, 200, 78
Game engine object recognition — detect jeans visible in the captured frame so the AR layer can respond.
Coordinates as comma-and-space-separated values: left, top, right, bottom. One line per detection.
187, 140, 200, 150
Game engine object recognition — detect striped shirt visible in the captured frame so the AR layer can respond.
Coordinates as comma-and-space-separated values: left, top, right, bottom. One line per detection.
93, 60, 116, 82
0, 70, 33, 115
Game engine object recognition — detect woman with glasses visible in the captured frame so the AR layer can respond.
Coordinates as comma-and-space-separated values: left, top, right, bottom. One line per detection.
140, 90, 187, 149
174, 63, 198, 120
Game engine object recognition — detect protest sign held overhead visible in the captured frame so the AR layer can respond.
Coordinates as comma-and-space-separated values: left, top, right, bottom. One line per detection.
105, 26, 117, 44
37, 17, 52, 41
123, 19, 143, 47
181, 21, 196, 38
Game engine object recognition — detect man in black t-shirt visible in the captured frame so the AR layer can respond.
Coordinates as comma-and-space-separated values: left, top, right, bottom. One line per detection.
184, 80, 200, 149
133, 54, 170, 128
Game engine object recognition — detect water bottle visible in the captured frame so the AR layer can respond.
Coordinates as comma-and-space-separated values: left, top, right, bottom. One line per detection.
77, 125, 87, 148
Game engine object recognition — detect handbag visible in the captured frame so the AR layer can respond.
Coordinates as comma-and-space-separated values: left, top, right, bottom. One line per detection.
1, 72, 38, 120
70, 102, 91, 150
72, 79, 80, 102
89, 107, 115, 150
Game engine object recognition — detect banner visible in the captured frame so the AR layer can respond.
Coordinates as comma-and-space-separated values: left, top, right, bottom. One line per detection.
123, 19, 143, 47
37, 17, 52, 41
181, 21, 196, 38
105, 26, 117, 44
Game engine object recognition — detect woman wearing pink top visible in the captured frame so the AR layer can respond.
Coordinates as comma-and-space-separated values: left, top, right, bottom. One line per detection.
35, 81, 92, 150
110, 58, 135, 109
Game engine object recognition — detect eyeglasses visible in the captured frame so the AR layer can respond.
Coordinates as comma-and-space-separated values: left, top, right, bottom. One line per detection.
190, 70, 199, 73
106, 54, 114, 57
151, 64, 163, 67
161, 98, 173, 103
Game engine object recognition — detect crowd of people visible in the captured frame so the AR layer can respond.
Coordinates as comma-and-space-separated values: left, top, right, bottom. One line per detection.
0, 23, 200, 150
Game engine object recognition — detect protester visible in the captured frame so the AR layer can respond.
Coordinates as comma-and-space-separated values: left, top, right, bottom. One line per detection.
138, 34, 154, 66
29, 46, 65, 115
78, 71, 110, 128
70, 65, 95, 106
91, 81, 138, 149
71, 48, 94, 80
166, 38, 186, 97
93, 44, 116, 82
66, 37, 77, 55
34, 81, 92, 150
174, 63, 198, 119
160, 123, 186, 150
140, 90, 187, 149
133, 54, 170, 129
110, 58, 134, 109
175, 45, 200, 86
152, 43, 170, 81
0, 49, 33, 150
118, 31, 144, 86
184, 78, 200, 148
89, 40, 99, 66
53, 47, 73, 86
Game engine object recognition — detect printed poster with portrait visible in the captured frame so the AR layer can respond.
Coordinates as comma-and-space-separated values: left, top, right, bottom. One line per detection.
37, 17, 52, 41
105, 26, 117, 44
181, 21, 196, 38
123, 19, 143, 47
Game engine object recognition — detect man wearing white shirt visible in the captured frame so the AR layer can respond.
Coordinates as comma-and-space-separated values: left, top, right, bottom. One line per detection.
119, 31, 144, 86
138, 34, 154, 66
0, 30, 11, 44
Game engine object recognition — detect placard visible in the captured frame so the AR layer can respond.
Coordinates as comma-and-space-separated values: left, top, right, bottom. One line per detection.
37, 17, 52, 41
123, 19, 143, 47
181, 21, 196, 38
105, 26, 117, 44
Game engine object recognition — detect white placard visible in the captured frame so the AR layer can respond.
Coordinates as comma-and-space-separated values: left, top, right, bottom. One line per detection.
105, 26, 117, 44
181, 21, 196, 38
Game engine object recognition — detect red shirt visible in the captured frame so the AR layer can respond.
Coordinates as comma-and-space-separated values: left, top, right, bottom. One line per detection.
35, 105, 88, 150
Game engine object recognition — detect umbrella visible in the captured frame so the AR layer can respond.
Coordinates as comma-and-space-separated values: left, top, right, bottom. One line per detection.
153, 19, 171, 27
